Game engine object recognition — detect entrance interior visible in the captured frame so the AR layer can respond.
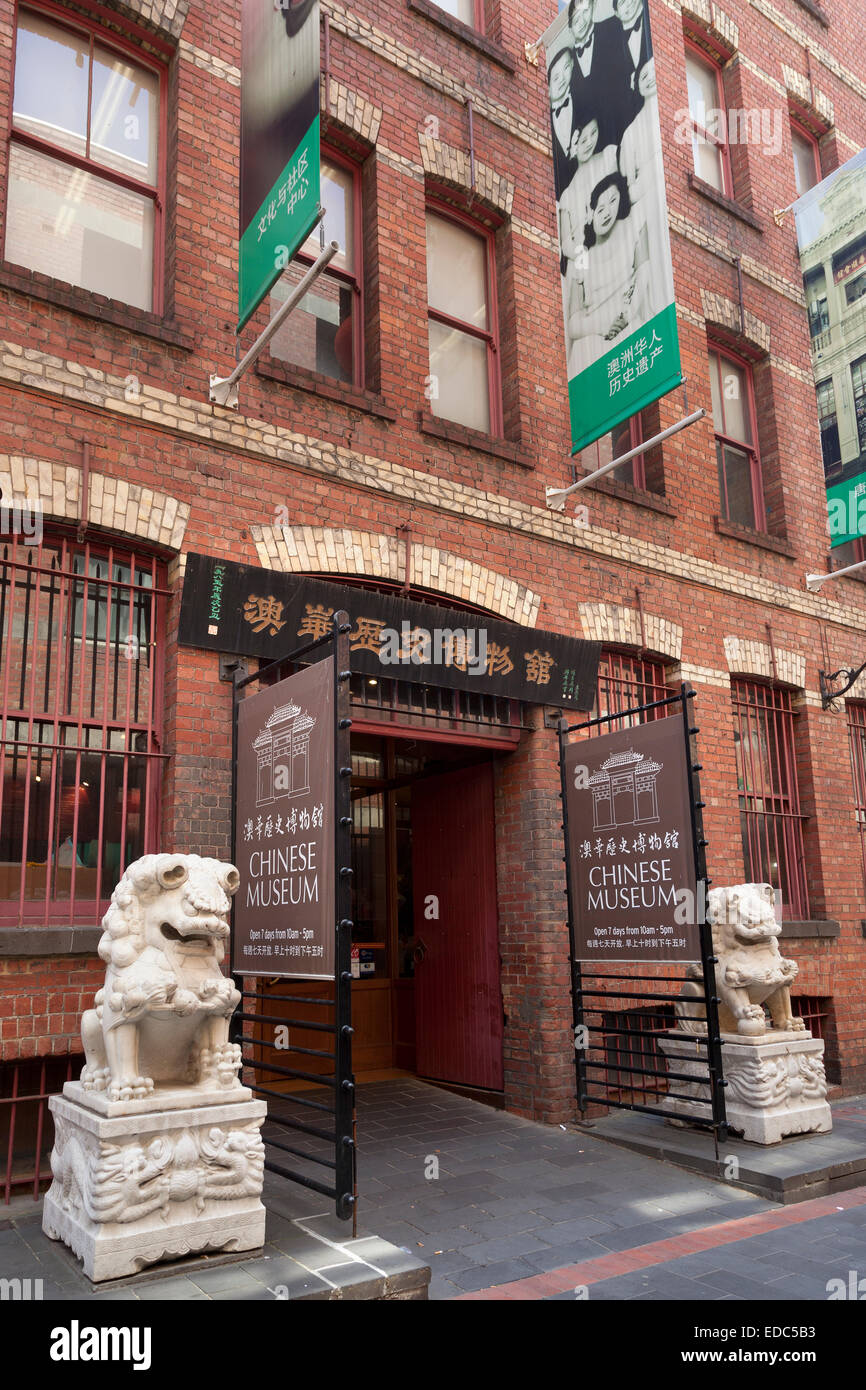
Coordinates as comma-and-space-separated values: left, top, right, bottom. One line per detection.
258, 732, 505, 1096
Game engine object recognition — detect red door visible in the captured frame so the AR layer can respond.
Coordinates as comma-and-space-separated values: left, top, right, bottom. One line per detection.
411, 762, 503, 1090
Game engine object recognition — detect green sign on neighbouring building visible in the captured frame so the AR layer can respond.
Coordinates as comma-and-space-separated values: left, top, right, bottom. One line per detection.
826, 473, 866, 549
793, 148, 866, 550
238, 0, 321, 333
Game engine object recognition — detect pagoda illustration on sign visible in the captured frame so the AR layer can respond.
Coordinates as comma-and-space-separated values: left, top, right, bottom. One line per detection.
253, 702, 316, 807
588, 749, 663, 831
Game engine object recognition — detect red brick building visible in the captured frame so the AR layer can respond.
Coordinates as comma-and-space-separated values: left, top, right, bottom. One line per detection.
1, 0, 865, 1198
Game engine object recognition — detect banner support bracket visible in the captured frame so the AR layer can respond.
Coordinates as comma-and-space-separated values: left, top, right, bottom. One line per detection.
546, 408, 706, 510
210, 222, 336, 410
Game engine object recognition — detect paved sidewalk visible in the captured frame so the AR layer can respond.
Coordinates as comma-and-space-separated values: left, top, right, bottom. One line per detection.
4, 1079, 866, 1300
349, 1080, 866, 1300
458, 1189, 866, 1300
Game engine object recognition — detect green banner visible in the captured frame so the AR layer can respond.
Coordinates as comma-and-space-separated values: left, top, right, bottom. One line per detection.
238, 117, 321, 332
826, 472, 866, 549
568, 303, 680, 454
238, 0, 321, 332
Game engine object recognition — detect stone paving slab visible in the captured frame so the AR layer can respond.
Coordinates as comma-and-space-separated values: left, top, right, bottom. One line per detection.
0, 1179, 430, 1301
454, 1189, 866, 1300
5, 1079, 866, 1301
582, 1105, 866, 1202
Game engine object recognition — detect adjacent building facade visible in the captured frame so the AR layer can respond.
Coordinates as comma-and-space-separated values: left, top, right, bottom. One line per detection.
2, 0, 866, 1200
801, 156, 866, 517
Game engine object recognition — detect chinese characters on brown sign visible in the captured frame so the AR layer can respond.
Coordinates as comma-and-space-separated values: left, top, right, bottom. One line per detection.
234, 659, 334, 978
179, 554, 601, 710
563, 715, 700, 963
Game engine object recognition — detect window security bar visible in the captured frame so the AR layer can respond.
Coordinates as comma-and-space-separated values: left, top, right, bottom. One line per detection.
545, 408, 706, 511
209, 226, 338, 410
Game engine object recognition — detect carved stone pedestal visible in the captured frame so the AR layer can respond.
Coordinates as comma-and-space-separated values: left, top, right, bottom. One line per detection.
658, 1030, 833, 1145
43, 1092, 267, 1282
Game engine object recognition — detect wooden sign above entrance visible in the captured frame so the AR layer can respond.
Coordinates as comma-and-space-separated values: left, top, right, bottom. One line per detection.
179, 553, 601, 711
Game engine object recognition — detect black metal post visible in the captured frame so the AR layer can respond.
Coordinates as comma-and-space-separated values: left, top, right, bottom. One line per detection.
556, 687, 726, 1144
558, 717, 586, 1119
679, 682, 727, 1155
230, 664, 242, 1044
333, 612, 356, 1221
228, 621, 356, 1221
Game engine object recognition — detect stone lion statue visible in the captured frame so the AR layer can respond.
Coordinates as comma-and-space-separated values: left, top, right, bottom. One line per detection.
676, 883, 806, 1037
80, 854, 243, 1103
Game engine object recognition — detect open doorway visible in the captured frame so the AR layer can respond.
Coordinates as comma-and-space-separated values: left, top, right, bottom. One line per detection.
258, 732, 505, 1097
349, 735, 503, 1091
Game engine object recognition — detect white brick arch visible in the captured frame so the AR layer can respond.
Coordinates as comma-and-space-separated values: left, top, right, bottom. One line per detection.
723, 636, 806, 688
578, 602, 683, 661
0, 454, 190, 552
110, 0, 190, 41
250, 525, 541, 626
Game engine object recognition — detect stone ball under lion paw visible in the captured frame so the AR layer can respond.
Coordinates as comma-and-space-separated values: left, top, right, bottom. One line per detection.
109, 1078, 140, 1102
171, 989, 199, 1016
737, 1007, 767, 1035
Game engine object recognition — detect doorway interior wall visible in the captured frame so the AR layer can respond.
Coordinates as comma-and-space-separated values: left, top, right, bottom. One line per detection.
256, 730, 508, 1096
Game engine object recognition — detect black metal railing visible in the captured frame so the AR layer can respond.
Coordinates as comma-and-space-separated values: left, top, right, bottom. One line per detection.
230, 613, 356, 1223
558, 684, 727, 1153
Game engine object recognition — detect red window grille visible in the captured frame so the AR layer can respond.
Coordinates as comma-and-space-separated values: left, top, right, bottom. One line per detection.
1, 1054, 81, 1203
731, 679, 808, 920
601, 1004, 676, 1104
791, 995, 828, 1038
590, 648, 671, 735
846, 701, 866, 893
0, 533, 168, 924
791, 996, 839, 1083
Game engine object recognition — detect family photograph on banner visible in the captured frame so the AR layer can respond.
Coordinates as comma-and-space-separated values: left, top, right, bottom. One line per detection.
545, 0, 681, 454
